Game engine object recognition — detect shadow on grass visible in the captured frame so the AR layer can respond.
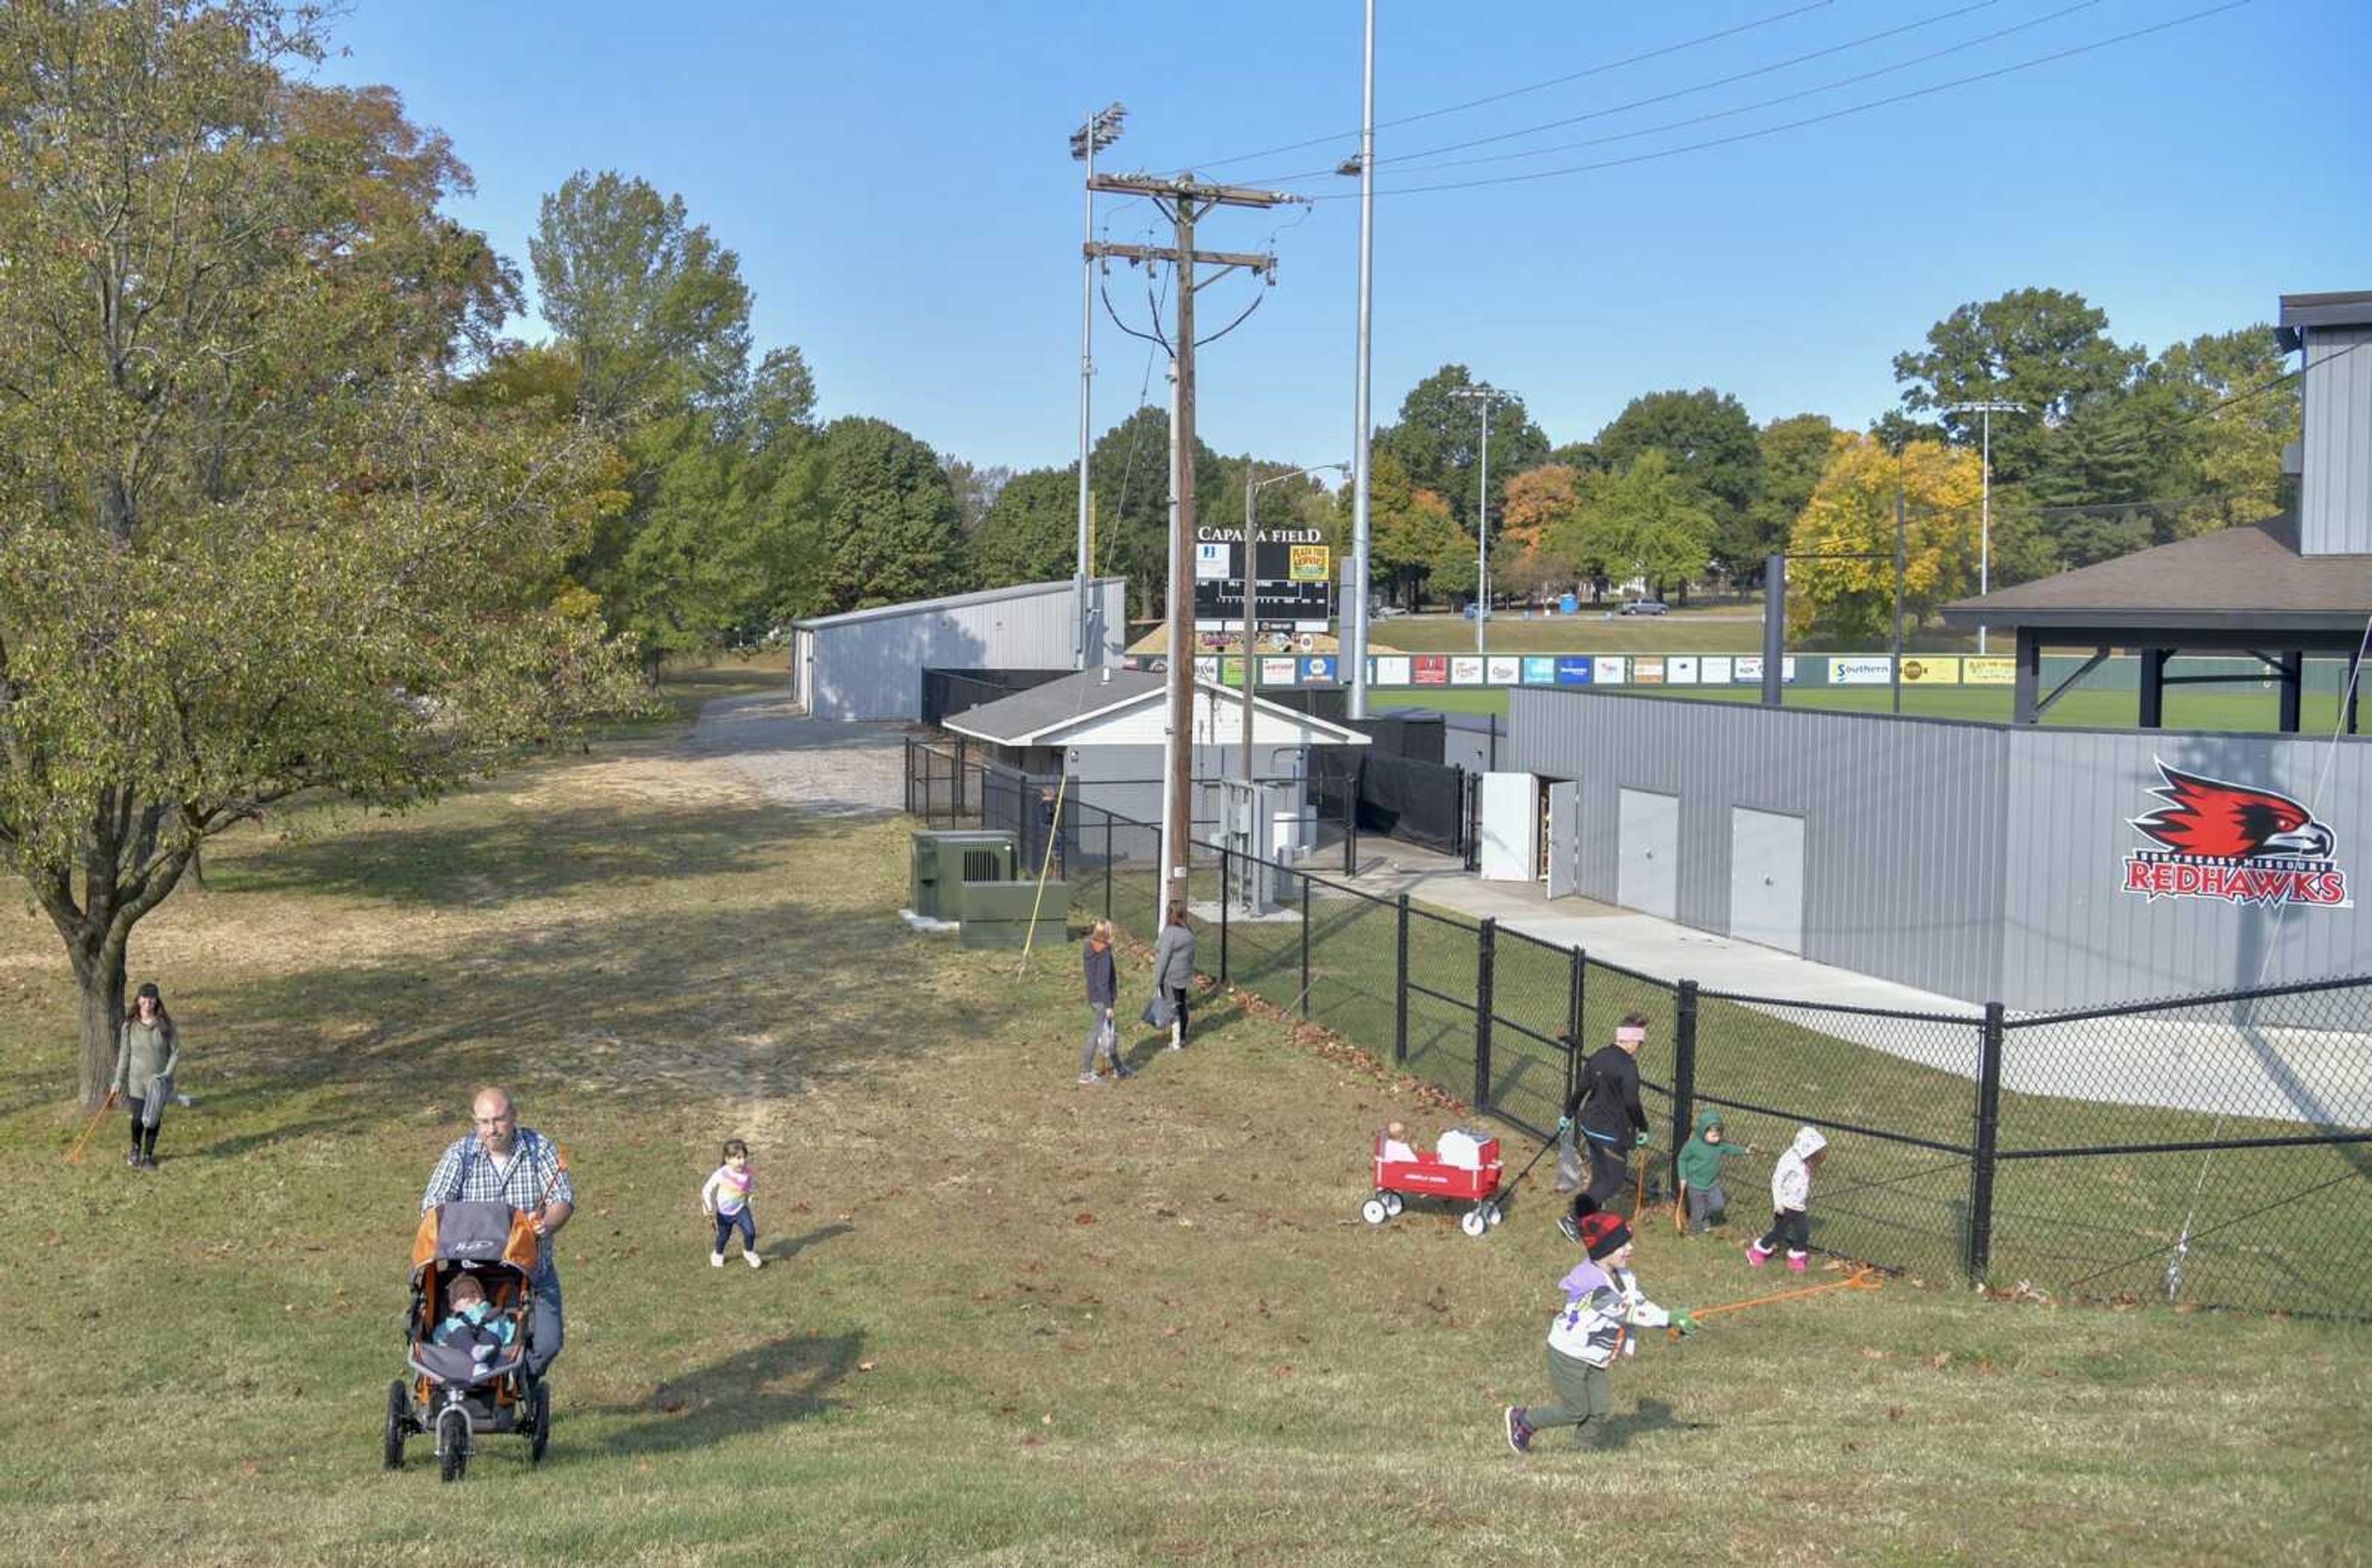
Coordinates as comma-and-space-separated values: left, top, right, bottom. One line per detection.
764, 1223, 854, 1264
209, 802, 822, 909
578, 1330, 863, 1457
1596, 1396, 1710, 1452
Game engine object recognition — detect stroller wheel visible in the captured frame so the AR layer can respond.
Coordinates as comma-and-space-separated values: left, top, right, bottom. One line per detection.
1382, 1193, 1404, 1217
382, 1379, 409, 1471
1360, 1197, 1388, 1226
528, 1381, 551, 1465
437, 1406, 469, 1484
1460, 1209, 1488, 1238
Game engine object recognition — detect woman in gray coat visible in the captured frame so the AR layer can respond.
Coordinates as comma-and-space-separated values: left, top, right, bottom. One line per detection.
111, 981, 180, 1170
1150, 901, 1198, 1051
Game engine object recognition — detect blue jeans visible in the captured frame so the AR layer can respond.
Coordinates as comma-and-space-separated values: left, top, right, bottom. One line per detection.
712, 1207, 756, 1256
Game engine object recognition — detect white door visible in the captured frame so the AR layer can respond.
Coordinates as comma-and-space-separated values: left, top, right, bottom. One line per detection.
1616, 788, 1680, 920
1729, 807, 1806, 954
1478, 772, 1540, 881
1546, 782, 1581, 900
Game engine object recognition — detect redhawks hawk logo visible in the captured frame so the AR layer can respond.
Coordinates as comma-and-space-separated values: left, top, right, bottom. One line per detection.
2123, 761, 2346, 907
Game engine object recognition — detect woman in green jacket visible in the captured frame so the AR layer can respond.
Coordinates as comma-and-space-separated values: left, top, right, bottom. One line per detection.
112, 982, 180, 1170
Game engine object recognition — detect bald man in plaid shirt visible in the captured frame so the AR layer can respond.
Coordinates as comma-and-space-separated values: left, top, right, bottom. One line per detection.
420, 1085, 575, 1379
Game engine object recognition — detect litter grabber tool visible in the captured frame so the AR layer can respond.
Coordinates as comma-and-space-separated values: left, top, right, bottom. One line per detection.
65, 1088, 119, 1165
1667, 1265, 1884, 1341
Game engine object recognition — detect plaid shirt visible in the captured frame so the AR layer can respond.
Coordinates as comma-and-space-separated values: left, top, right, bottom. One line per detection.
420, 1127, 574, 1278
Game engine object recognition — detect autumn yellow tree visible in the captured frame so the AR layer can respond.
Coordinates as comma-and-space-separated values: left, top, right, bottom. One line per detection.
1498, 463, 1583, 600
1786, 437, 1983, 641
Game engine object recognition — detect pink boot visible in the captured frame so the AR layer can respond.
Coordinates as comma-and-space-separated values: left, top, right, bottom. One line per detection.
1744, 1243, 1770, 1267
1786, 1251, 1808, 1273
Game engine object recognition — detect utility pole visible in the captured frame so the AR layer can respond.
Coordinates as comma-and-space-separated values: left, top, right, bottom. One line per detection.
1942, 399, 2026, 656
1087, 171, 1302, 913
1070, 104, 1126, 670
1345, 0, 1377, 719
1450, 383, 1500, 656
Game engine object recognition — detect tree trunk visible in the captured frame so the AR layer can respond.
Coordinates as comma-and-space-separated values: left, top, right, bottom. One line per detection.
74, 941, 127, 1109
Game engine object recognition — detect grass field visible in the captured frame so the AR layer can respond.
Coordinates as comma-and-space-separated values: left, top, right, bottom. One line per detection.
2, 686, 2365, 1566
1370, 681, 2359, 734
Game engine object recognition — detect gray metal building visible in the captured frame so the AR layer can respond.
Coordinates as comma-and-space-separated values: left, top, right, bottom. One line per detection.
1505, 689, 2372, 1008
791, 578, 1126, 721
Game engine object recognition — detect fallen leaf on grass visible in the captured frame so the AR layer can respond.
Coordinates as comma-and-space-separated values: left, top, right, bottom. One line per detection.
1859, 1347, 1888, 1360
1922, 1351, 1952, 1370
858, 1360, 877, 1372
1887, 1406, 1906, 1421
1163, 1326, 1184, 1338
1074, 1212, 1094, 1226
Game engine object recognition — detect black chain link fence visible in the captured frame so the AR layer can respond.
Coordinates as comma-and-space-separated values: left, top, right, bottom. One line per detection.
904, 739, 2372, 1317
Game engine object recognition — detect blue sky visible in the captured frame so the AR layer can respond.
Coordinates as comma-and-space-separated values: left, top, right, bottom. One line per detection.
322, 0, 2369, 475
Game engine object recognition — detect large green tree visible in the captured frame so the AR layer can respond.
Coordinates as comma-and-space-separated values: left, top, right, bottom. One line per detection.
1352, 449, 1470, 610
1745, 414, 1842, 581
1550, 452, 1715, 603
1891, 287, 2142, 483
0, 1, 645, 1103
812, 417, 968, 610
969, 465, 1079, 587
1374, 364, 1549, 530
1085, 405, 1226, 618
1592, 388, 1764, 578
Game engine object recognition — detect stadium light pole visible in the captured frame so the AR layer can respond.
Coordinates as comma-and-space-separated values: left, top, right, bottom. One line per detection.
1342, 0, 1377, 719
1070, 102, 1127, 669
1450, 382, 1500, 656
1240, 460, 1348, 910
1943, 399, 2025, 656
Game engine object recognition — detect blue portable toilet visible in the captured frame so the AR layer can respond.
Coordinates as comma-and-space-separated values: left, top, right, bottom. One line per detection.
1557, 592, 1578, 615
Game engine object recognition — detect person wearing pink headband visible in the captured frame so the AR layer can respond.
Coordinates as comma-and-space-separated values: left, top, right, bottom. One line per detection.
1560, 1010, 1654, 1215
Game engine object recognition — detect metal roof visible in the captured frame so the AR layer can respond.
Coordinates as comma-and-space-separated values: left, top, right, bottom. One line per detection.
944, 668, 1370, 747
1938, 517, 2372, 634
2279, 291, 2372, 330
790, 577, 1125, 631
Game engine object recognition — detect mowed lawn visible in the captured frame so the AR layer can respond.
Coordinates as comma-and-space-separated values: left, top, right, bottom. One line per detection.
0, 711, 2365, 1565
1376, 681, 2359, 733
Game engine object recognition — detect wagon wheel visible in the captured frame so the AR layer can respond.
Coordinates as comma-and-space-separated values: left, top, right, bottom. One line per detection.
382, 1379, 409, 1471
528, 1381, 552, 1465
1382, 1193, 1404, 1218
1460, 1209, 1488, 1238
437, 1406, 469, 1484
1484, 1202, 1504, 1228
1361, 1197, 1389, 1225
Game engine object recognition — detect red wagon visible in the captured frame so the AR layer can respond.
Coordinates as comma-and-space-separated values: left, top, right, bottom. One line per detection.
1362, 1133, 1505, 1238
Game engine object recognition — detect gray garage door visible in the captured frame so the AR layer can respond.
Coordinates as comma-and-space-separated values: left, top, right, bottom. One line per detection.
1728, 806, 1806, 954
1616, 787, 1679, 920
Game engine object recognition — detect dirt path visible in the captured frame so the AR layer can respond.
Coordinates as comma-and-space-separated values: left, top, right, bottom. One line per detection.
688, 690, 909, 818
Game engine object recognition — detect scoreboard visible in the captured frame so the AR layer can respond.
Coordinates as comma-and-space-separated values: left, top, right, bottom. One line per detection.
1192, 527, 1333, 631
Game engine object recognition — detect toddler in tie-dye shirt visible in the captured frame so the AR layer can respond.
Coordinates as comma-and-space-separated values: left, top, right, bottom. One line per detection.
700, 1138, 762, 1270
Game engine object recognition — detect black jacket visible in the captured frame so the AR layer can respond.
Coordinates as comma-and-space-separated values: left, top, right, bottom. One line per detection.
1566, 1044, 1647, 1143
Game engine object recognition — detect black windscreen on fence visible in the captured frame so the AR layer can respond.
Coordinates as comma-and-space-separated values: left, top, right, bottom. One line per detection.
902, 736, 2372, 1319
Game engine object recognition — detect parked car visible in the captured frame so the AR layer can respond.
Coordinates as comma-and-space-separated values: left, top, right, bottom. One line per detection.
1374, 604, 1409, 619
1461, 604, 1493, 622
1618, 598, 1668, 616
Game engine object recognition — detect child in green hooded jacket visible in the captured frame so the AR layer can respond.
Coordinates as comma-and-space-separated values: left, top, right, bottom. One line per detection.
1674, 1110, 1752, 1235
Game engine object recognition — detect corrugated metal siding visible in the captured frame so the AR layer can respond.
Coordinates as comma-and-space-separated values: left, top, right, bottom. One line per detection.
1507, 692, 2008, 1000
2000, 730, 2372, 1005
2301, 325, 2372, 556
808, 581, 1125, 720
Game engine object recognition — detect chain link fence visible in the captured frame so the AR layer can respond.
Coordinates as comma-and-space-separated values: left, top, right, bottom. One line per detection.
903, 740, 2372, 1317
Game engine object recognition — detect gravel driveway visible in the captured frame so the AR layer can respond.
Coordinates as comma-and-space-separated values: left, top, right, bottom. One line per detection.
689, 690, 909, 817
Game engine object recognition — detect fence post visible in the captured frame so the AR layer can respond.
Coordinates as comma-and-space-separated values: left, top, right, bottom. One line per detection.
1394, 895, 1410, 1065
902, 739, 912, 815
953, 737, 967, 820
1474, 918, 1497, 1112
1345, 756, 1361, 878
1219, 849, 1231, 986
1566, 946, 1586, 1110
1967, 1002, 2006, 1286
1299, 871, 1312, 1019
1102, 815, 1112, 921
1672, 979, 1699, 1194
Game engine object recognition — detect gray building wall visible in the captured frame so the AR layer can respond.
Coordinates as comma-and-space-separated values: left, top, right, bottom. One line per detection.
2300, 325, 2372, 556
1507, 690, 2372, 1007
1064, 742, 1311, 847
799, 579, 1125, 721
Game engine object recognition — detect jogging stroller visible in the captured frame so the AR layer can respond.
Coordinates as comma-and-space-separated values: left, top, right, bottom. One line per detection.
384, 1201, 551, 1481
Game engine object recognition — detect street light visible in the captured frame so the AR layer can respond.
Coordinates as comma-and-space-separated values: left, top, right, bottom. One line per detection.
1942, 399, 2026, 656
1070, 102, 1127, 669
1240, 459, 1348, 910
1449, 382, 1500, 656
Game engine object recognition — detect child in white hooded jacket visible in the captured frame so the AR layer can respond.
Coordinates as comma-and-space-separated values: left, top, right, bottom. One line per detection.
1746, 1126, 1828, 1273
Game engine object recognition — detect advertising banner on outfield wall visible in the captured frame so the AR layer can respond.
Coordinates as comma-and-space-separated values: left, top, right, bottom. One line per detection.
1594, 655, 1628, 684
1557, 656, 1594, 684
1634, 656, 1666, 685
1898, 656, 1961, 684
1487, 655, 1522, 685
1450, 656, 1484, 685
1731, 656, 1800, 684
1830, 656, 1893, 685
1261, 656, 1297, 686
1701, 656, 1733, 684
1667, 656, 1699, 684
1197, 656, 1221, 684
1375, 655, 1411, 686
1414, 655, 1447, 685
1523, 656, 1558, 684
1964, 656, 2014, 685
1302, 656, 1337, 684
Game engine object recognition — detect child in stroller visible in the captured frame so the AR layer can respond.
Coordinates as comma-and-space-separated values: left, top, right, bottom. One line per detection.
385, 1199, 551, 1482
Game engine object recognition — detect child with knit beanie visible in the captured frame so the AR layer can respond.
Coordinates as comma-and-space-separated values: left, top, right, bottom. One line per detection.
1505, 1196, 1694, 1453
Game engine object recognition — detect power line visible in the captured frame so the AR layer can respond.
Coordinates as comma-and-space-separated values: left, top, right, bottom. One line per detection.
1340, 0, 2107, 182
1180, 0, 1835, 173
1313, 1, 2248, 201
1252, 0, 2037, 184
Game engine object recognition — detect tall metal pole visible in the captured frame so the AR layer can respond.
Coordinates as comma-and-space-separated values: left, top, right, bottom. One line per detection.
1978, 405, 1992, 656
1347, 0, 1377, 719
1476, 396, 1492, 656
1892, 482, 1906, 716
1241, 459, 1260, 821
1165, 200, 1199, 913
1074, 116, 1096, 670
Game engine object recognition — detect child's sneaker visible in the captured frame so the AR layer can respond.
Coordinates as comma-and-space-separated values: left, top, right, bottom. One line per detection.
744, 1250, 763, 1270
1503, 1406, 1533, 1454
1786, 1251, 1808, 1273
1076, 1071, 1101, 1086
1109, 1060, 1133, 1079
1745, 1242, 1771, 1267
710, 1252, 725, 1268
